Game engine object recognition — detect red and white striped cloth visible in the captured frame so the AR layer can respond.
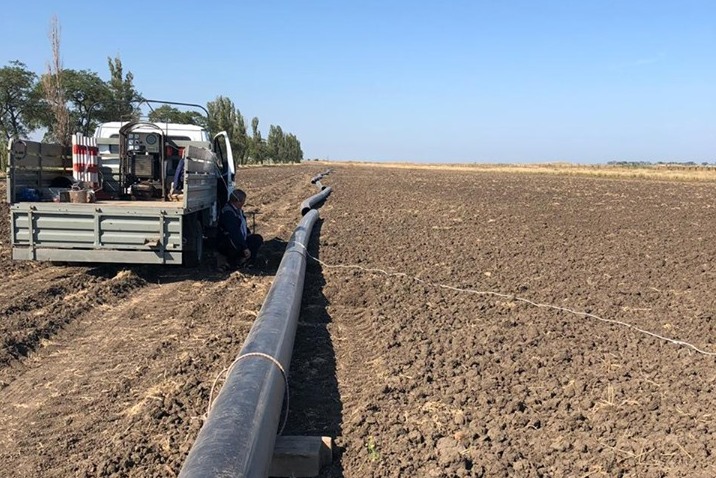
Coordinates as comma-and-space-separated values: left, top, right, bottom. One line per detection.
72, 133, 99, 188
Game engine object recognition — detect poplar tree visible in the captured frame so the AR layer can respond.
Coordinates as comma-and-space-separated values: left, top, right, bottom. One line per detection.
106, 55, 140, 121
266, 124, 284, 163
249, 116, 266, 164
207, 96, 248, 164
41, 16, 71, 147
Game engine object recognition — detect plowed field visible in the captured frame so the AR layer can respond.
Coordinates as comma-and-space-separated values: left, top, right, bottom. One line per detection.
1, 164, 715, 477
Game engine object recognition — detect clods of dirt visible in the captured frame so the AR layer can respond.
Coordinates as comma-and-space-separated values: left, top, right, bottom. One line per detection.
2, 166, 716, 477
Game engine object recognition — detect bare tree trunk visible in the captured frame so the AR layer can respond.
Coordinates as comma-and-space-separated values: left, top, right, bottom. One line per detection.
41, 15, 70, 148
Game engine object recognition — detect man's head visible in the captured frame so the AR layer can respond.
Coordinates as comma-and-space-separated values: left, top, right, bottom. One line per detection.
230, 189, 247, 208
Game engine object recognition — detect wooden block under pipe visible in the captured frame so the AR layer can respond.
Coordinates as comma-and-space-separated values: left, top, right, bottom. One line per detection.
269, 436, 333, 477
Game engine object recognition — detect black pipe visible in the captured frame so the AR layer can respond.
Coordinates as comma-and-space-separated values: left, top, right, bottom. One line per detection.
310, 169, 332, 184
300, 186, 332, 216
179, 209, 320, 478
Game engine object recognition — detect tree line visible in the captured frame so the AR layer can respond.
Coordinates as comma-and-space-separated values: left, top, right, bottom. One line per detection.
0, 22, 302, 169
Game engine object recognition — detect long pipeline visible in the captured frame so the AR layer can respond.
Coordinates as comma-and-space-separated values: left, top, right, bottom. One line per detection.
310, 169, 332, 184
179, 209, 320, 478
300, 186, 332, 216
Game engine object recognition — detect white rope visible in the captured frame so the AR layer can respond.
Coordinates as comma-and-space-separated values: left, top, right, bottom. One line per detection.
293, 242, 716, 356
206, 352, 290, 435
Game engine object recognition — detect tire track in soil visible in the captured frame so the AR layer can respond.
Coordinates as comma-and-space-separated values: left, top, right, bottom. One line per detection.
0, 266, 104, 315
0, 266, 86, 305
243, 167, 323, 239
331, 304, 388, 414
0, 266, 144, 376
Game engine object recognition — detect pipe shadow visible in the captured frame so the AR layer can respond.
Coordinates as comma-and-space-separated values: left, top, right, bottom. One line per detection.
283, 218, 345, 477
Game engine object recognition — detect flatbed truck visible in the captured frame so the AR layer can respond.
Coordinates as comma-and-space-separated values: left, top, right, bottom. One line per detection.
6, 119, 235, 265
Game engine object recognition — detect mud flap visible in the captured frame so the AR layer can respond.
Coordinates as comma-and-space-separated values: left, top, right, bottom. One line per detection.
182, 215, 204, 267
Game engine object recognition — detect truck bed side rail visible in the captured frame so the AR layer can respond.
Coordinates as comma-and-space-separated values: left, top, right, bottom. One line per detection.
183, 145, 219, 212
7, 139, 72, 203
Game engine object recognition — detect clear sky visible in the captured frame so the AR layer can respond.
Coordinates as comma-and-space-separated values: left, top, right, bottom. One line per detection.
1, 1, 713, 163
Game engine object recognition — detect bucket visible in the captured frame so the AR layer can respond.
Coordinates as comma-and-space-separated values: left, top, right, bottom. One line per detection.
69, 189, 88, 203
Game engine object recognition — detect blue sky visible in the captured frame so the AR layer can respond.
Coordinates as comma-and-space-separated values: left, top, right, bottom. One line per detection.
1, 1, 713, 163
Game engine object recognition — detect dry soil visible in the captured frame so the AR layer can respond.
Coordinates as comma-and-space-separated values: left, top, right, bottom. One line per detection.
1, 164, 715, 477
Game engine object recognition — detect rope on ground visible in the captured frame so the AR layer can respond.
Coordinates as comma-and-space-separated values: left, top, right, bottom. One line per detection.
205, 352, 290, 435
293, 242, 716, 357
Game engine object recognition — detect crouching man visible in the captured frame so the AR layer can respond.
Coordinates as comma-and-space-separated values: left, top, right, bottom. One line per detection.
217, 189, 263, 270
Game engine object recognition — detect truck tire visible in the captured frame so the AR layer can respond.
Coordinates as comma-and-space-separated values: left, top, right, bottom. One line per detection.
183, 215, 204, 267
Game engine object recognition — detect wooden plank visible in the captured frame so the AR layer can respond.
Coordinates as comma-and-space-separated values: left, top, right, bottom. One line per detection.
23, 140, 41, 155
40, 142, 64, 157
14, 152, 41, 168
269, 436, 332, 478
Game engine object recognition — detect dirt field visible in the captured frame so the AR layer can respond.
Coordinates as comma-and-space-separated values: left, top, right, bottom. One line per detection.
1, 164, 716, 477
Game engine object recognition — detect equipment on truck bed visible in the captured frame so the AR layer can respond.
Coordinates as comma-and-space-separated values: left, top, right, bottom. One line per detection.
119, 122, 167, 199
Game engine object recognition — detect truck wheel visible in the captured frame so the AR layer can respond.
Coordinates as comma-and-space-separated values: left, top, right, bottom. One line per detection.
183, 216, 203, 267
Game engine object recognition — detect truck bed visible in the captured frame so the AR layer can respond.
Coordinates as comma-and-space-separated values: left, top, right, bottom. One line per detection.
10, 200, 190, 264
